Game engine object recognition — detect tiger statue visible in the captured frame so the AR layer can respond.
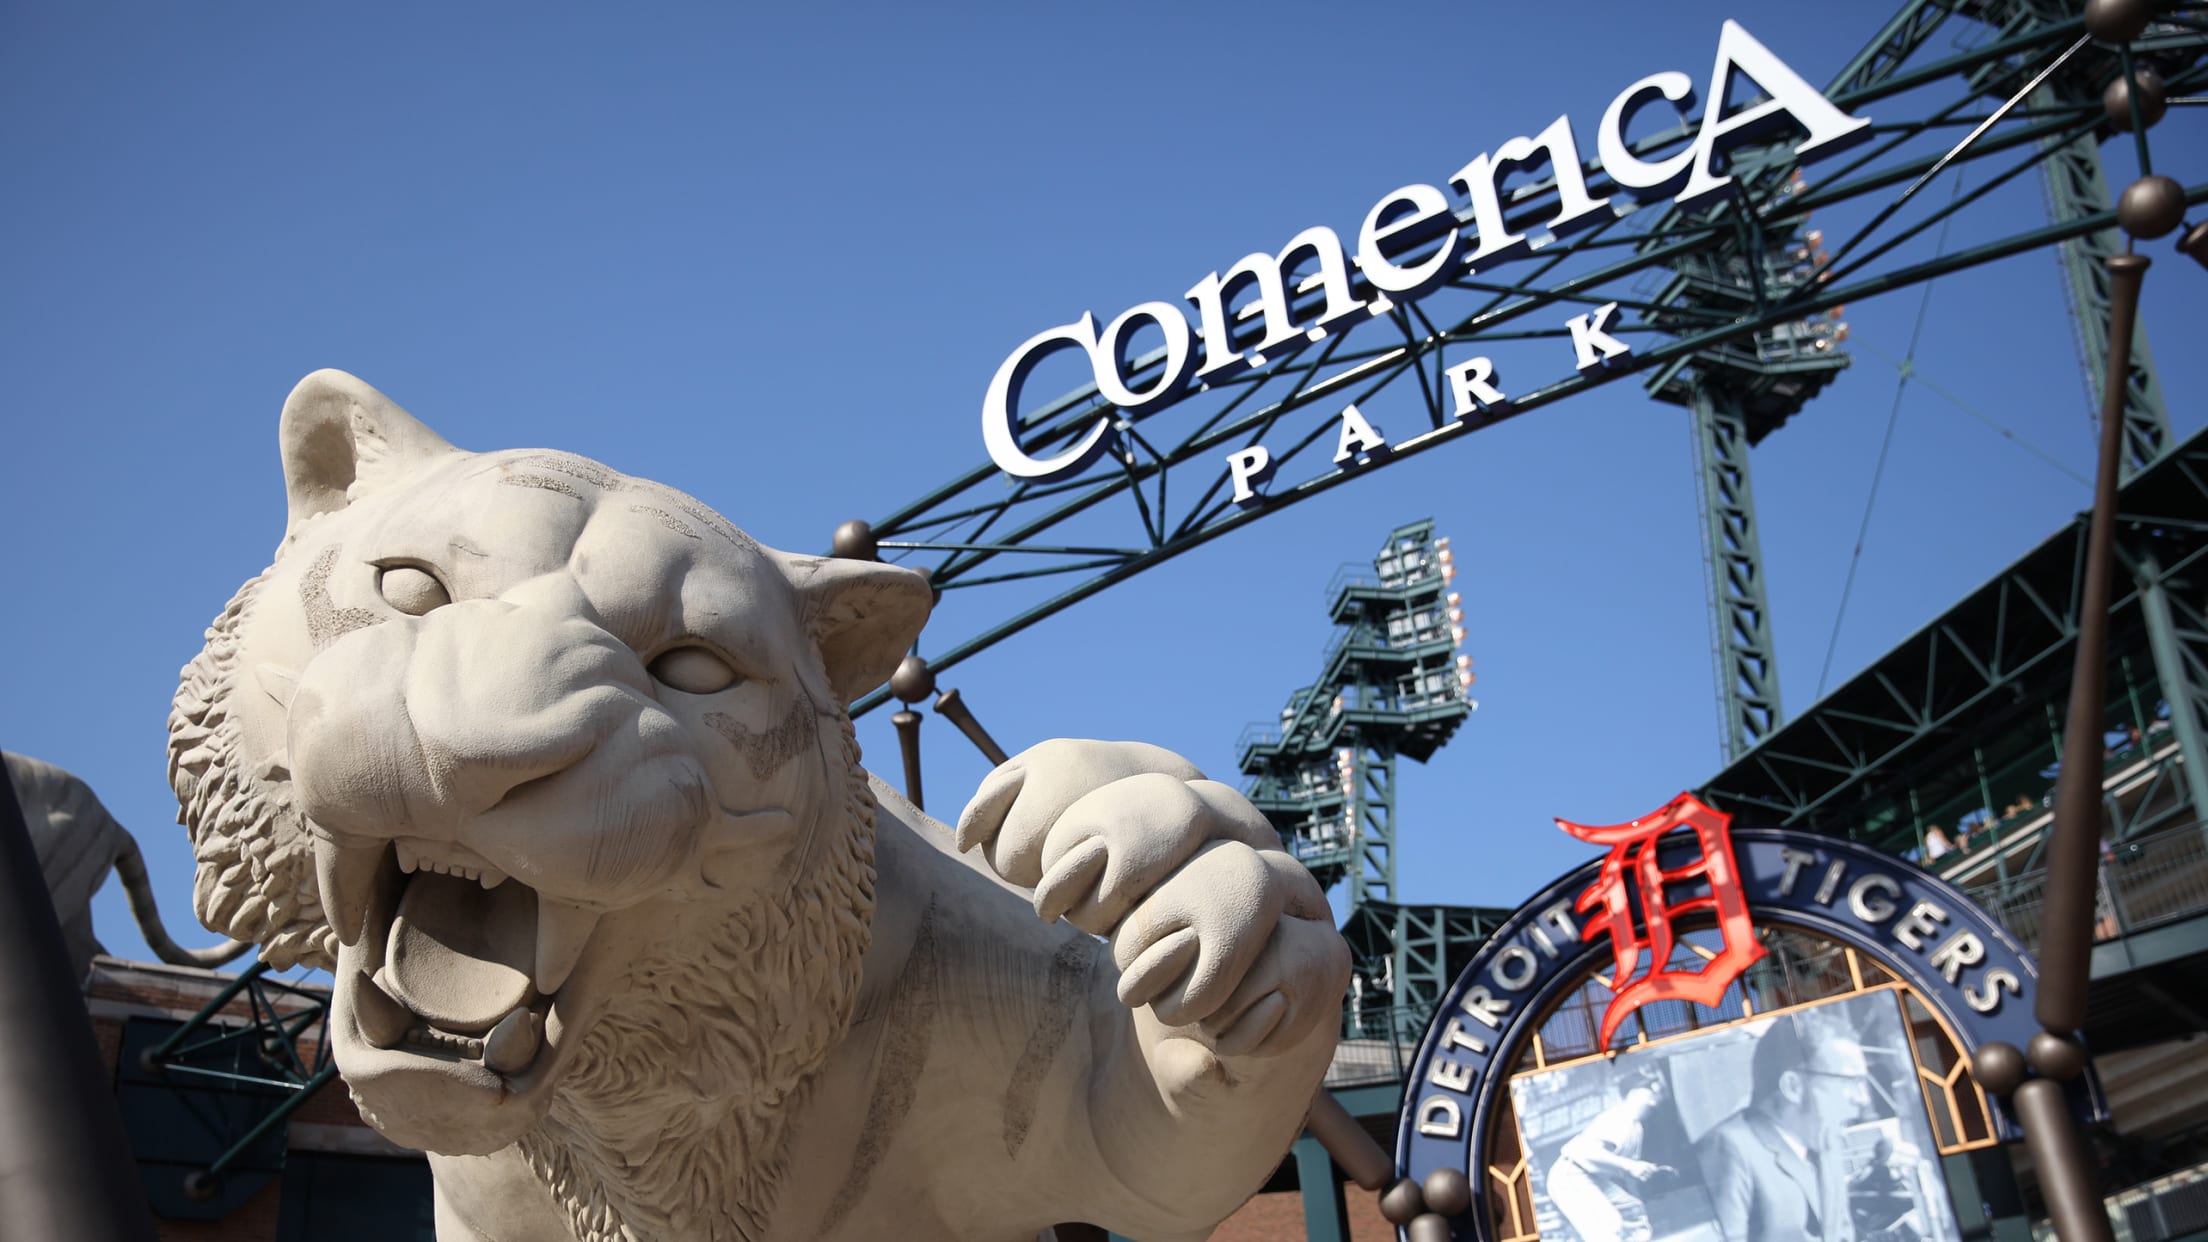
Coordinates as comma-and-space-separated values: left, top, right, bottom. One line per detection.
167, 370, 1349, 1242
4, 751, 249, 978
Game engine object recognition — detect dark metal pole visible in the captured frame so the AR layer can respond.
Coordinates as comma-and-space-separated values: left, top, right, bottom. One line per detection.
2016, 1078, 2111, 1242
932, 687, 1011, 766
2005, 251, 2149, 1242
0, 767, 160, 1241
892, 710, 925, 813
2035, 252, 2147, 1035
1305, 1092, 1391, 1191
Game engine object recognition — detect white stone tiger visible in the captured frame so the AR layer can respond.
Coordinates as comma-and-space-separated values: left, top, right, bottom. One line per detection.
168, 370, 1348, 1241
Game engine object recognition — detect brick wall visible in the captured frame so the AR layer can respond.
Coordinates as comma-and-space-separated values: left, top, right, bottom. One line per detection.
1210, 1183, 1402, 1241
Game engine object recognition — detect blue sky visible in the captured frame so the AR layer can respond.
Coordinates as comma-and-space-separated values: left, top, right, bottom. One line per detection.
5, 4, 2204, 965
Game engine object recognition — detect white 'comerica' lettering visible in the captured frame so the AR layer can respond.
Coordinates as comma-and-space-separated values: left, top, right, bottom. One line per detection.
982, 23, 1869, 481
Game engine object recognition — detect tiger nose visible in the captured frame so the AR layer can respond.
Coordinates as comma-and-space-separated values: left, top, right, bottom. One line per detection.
496, 573, 601, 623
288, 595, 660, 841
401, 599, 658, 821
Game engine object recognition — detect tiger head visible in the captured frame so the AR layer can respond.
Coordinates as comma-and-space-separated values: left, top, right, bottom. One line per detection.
169, 370, 930, 1165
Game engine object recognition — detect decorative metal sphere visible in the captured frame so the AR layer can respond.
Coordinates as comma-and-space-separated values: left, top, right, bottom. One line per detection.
2119, 175, 2188, 240
2104, 66, 2168, 131
2028, 1030, 2089, 1082
2084, 0, 2152, 43
182, 1170, 221, 1202
831, 519, 878, 561
1407, 1212, 1455, 1242
2179, 220, 2208, 272
1973, 1040, 2027, 1096
1379, 1177, 1428, 1226
1422, 1166, 1473, 1217
889, 655, 935, 703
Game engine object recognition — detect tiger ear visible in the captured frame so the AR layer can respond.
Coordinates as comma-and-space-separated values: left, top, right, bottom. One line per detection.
779, 555, 934, 706
279, 370, 462, 545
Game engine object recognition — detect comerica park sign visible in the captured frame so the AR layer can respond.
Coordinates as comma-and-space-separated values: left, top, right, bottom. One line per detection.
981, 21, 1870, 492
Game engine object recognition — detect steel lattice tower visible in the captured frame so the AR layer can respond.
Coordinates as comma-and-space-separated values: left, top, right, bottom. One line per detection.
1642, 169, 1852, 762
1237, 521, 1471, 906
1235, 520, 1494, 1039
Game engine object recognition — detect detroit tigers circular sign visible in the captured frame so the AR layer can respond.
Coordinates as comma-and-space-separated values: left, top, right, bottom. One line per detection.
1394, 794, 2093, 1242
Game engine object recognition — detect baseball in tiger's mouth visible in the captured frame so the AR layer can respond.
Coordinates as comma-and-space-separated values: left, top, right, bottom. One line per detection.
320, 835, 603, 1122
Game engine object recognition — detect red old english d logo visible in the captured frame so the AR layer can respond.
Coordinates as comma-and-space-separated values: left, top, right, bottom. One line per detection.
1558, 792, 1768, 1048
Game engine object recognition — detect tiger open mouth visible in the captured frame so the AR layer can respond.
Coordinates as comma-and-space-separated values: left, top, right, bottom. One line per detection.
319, 834, 606, 1148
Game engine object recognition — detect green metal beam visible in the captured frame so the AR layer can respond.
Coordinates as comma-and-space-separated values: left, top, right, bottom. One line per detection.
840, 5, 2204, 724
1294, 1135, 1352, 1242
2131, 547, 2208, 828
1692, 386, 1784, 761
1828, 0, 1964, 99
1330, 1081, 1404, 1120
854, 181, 2208, 715
1700, 429, 2208, 833
1959, 4, 2177, 481
1352, 744, 1397, 909
2034, 86, 2173, 479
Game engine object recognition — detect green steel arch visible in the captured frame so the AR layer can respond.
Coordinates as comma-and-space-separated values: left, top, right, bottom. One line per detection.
850, 4, 2204, 771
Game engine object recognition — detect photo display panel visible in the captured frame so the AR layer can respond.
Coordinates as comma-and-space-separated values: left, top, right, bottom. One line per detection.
1507, 988, 1960, 1242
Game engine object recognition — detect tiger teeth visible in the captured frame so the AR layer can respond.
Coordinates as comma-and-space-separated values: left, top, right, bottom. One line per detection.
314, 834, 387, 948
354, 971, 414, 1049
388, 844, 503, 887
482, 1007, 540, 1075
534, 899, 600, 996
404, 1025, 484, 1058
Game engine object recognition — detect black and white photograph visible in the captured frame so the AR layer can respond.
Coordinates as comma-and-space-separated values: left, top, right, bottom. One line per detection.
1509, 990, 1961, 1242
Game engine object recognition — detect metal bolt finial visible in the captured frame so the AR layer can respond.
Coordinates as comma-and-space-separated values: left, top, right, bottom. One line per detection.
2028, 1031, 2089, 1082
831, 520, 878, 561
2103, 65, 2167, 131
1973, 1040, 2026, 1096
1406, 1212, 1455, 1242
1379, 1178, 1427, 1226
2083, 0, 2152, 43
1422, 1166, 1472, 1217
2178, 221, 2208, 271
2118, 174, 2187, 240
890, 655, 936, 704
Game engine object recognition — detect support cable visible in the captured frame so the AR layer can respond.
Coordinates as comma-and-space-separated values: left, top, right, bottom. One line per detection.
1849, 338, 2091, 487
1816, 174, 1967, 700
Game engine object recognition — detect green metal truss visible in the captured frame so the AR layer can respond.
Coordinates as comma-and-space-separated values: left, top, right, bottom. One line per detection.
1827, 0, 1967, 99
849, 8, 2208, 729
1696, 426, 2208, 846
1340, 900, 1513, 1045
1638, 169, 1848, 761
1688, 424, 2208, 1054
1690, 386, 1787, 761
1968, 0, 2176, 479
125, 960, 340, 1216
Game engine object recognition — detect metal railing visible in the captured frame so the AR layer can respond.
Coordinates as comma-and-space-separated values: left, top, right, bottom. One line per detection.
1965, 824, 2208, 955
2032, 1158, 2208, 1242
1328, 1006, 1428, 1088
1235, 721, 1282, 754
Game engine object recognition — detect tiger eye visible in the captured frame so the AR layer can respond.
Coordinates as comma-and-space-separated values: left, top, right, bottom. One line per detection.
378, 565, 451, 616
650, 646, 740, 694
